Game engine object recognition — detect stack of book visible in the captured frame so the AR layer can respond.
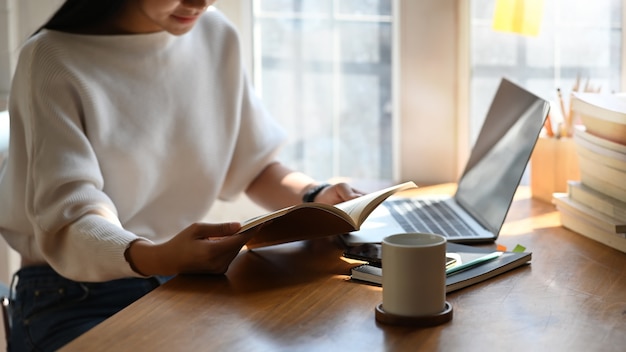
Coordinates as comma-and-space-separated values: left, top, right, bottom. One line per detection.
552, 93, 626, 253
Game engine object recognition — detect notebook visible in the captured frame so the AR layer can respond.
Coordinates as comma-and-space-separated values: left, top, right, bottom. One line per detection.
341, 78, 550, 245
347, 242, 532, 292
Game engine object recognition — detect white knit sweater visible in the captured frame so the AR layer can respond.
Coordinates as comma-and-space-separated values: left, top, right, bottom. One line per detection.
0, 8, 286, 281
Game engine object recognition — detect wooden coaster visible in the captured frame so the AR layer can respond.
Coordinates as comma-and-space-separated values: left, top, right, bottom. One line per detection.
375, 302, 453, 327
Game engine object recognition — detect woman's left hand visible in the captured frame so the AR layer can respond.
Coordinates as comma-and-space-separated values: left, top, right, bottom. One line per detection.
314, 182, 365, 204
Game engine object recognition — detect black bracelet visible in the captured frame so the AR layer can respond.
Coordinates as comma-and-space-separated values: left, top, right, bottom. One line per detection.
302, 183, 331, 203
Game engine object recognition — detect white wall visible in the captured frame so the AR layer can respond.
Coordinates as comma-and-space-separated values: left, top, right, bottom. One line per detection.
395, 0, 462, 185
0, 0, 15, 107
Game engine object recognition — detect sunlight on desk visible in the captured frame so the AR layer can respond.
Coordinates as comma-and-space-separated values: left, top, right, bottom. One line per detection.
500, 210, 561, 236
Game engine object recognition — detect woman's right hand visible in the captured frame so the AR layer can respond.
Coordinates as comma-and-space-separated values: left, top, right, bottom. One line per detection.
126, 222, 256, 276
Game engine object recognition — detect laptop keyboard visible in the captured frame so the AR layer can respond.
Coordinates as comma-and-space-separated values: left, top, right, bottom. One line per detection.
384, 198, 480, 238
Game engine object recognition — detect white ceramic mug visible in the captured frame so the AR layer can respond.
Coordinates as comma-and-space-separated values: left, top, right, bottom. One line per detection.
381, 233, 447, 317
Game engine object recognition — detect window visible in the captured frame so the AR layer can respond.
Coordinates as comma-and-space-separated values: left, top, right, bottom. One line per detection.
220, 1, 623, 186
469, 0, 622, 146
252, 0, 393, 181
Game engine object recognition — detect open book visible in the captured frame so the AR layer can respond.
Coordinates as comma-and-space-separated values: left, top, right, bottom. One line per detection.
240, 181, 418, 249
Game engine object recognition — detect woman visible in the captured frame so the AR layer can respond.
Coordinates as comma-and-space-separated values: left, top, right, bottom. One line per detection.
0, 1, 361, 350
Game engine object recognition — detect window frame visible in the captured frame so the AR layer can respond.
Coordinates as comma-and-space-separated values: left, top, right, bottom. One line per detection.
219, 0, 465, 184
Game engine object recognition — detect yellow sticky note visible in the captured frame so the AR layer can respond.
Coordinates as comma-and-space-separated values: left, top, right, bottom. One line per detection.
492, 0, 544, 36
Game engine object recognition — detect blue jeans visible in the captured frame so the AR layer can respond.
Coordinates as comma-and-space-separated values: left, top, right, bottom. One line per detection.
7, 266, 171, 352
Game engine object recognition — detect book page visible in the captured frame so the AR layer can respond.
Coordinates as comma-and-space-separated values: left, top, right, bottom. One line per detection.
334, 181, 417, 227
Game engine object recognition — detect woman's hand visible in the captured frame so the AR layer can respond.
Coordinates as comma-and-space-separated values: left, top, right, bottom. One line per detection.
127, 222, 256, 276
314, 182, 365, 205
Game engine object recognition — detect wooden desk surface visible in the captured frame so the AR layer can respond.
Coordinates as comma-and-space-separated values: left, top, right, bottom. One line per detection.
62, 185, 626, 352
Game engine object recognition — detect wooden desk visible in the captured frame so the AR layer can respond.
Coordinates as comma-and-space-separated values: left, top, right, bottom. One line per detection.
62, 185, 626, 352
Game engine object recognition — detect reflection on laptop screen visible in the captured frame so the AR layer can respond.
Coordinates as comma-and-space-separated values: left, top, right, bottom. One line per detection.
455, 79, 550, 234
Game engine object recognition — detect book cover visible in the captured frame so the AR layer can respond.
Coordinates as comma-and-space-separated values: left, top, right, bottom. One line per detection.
552, 193, 626, 233
349, 242, 532, 292
557, 206, 626, 253
573, 126, 626, 155
577, 154, 626, 194
579, 171, 626, 203
571, 93, 626, 145
573, 128, 626, 172
242, 181, 418, 249
568, 181, 626, 222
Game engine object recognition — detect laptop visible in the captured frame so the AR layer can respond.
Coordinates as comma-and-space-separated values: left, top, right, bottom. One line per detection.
341, 78, 550, 245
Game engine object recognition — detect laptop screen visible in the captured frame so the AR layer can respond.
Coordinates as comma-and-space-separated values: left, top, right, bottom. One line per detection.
455, 78, 550, 235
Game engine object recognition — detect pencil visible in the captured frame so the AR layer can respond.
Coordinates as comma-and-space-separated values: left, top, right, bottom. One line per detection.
573, 73, 580, 92
557, 88, 571, 137
544, 112, 555, 137
568, 78, 579, 131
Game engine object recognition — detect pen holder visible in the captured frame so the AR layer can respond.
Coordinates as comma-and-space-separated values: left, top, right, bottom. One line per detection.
530, 137, 580, 203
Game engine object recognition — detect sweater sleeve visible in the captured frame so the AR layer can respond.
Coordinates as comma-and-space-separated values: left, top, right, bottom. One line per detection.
212, 15, 287, 200
15, 38, 143, 281
218, 70, 287, 201
48, 214, 147, 281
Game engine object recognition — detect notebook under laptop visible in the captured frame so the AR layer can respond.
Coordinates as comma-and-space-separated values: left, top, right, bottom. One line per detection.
341, 78, 550, 245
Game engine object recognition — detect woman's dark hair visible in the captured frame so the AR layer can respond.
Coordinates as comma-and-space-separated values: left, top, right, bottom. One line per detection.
34, 0, 127, 35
